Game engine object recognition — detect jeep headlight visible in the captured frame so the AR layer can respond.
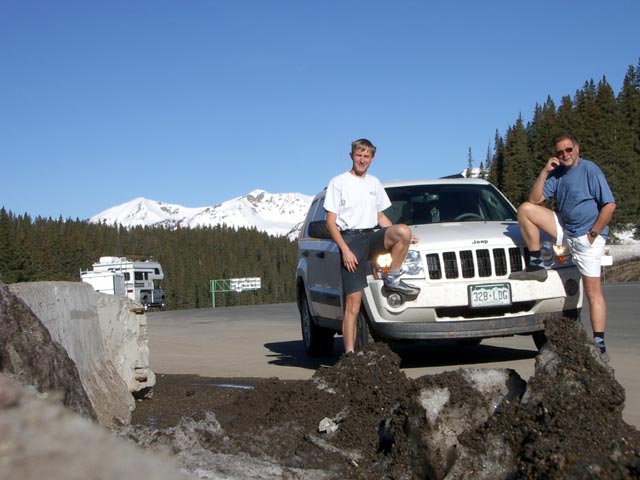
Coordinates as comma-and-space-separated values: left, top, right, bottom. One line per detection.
374, 250, 423, 277
403, 250, 423, 275
541, 241, 571, 265
552, 244, 571, 264
376, 253, 393, 274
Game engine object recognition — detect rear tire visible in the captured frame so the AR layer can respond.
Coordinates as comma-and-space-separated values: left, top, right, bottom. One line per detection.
300, 295, 334, 356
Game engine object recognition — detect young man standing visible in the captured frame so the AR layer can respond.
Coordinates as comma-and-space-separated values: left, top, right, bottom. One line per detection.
324, 138, 419, 355
509, 133, 616, 361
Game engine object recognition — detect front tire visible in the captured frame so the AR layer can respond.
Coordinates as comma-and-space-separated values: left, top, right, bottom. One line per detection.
300, 295, 334, 356
354, 310, 374, 352
532, 331, 547, 351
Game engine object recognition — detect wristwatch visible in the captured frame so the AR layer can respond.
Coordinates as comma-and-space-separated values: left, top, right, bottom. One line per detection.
589, 230, 599, 238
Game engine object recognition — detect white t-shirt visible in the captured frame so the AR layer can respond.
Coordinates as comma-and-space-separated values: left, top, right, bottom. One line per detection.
324, 171, 391, 230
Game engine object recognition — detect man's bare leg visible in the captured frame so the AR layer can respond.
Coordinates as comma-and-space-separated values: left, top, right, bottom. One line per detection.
583, 275, 606, 330
384, 224, 412, 271
517, 202, 558, 249
382, 224, 420, 295
342, 290, 362, 353
510, 202, 558, 281
583, 275, 609, 361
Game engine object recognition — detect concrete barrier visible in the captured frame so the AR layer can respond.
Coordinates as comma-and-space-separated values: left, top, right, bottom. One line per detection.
95, 292, 156, 396
8, 281, 156, 426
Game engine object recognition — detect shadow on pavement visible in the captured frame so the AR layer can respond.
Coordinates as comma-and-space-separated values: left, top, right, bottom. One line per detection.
394, 340, 537, 369
264, 338, 537, 371
263, 338, 341, 370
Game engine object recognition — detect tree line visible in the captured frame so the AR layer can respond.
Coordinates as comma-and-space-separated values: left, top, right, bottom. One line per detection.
484, 58, 640, 236
0, 210, 298, 310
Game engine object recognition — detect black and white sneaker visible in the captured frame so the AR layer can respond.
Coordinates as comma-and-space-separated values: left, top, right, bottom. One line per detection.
383, 272, 420, 296
509, 266, 548, 282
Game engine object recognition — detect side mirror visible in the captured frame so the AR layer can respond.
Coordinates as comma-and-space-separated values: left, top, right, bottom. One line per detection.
308, 220, 332, 239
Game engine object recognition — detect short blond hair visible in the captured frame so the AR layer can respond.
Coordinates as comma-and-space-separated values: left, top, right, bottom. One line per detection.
351, 138, 376, 156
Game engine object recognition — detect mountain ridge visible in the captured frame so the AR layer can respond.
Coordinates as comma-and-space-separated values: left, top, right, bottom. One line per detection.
89, 170, 486, 240
90, 189, 313, 240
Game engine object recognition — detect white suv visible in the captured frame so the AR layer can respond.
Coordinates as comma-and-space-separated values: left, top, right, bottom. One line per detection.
296, 178, 583, 356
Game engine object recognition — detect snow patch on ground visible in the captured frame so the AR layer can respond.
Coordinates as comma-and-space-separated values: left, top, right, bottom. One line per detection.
608, 228, 640, 263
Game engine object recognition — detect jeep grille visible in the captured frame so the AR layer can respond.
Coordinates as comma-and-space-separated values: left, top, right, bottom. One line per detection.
426, 247, 525, 280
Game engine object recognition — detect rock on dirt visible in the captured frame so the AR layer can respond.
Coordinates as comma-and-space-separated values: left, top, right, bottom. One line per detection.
126, 317, 640, 479
0, 284, 96, 420
0, 375, 189, 480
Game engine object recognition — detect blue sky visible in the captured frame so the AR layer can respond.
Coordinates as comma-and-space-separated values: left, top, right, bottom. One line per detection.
1, 0, 639, 220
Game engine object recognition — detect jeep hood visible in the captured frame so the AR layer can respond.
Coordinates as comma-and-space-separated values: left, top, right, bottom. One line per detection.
410, 221, 525, 250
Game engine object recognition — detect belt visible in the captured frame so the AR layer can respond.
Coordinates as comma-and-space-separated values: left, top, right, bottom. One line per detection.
341, 228, 375, 235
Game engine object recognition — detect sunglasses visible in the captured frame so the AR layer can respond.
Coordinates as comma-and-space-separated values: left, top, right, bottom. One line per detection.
555, 147, 574, 157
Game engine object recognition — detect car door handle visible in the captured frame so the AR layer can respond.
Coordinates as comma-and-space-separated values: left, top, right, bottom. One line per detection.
315, 252, 325, 259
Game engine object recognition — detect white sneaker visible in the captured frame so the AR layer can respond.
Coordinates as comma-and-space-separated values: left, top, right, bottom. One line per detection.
383, 272, 420, 296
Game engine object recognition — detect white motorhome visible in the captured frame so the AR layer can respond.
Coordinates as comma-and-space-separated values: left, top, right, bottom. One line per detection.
81, 256, 166, 310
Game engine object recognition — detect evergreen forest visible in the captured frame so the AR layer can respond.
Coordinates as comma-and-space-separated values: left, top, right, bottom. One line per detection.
485, 59, 640, 232
0, 214, 297, 310
1, 59, 639, 310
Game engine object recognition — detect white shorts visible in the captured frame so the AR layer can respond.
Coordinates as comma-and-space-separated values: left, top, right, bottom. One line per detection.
554, 213, 606, 278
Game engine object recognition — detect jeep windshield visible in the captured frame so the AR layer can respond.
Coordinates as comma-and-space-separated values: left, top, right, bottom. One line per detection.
383, 183, 517, 225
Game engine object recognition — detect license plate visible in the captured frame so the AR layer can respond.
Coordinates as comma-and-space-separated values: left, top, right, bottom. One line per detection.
468, 283, 511, 308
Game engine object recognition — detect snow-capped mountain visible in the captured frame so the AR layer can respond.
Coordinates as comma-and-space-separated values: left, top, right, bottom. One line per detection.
90, 190, 313, 240
89, 171, 481, 240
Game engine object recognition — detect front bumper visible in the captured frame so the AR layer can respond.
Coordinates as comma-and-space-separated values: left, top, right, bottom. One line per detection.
362, 266, 582, 340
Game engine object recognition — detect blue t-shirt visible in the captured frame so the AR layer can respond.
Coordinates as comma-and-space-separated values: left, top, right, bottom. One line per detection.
543, 158, 615, 237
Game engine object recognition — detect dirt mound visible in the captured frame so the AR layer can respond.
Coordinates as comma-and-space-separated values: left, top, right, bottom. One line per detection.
605, 259, 640, 282
465, 317, 640, 479
129, 319, 640, 479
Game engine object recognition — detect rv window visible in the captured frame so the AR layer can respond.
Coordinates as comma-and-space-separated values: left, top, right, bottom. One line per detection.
124, 273, 130, 281
154, 268, 160, 274
135, 272, 144, 281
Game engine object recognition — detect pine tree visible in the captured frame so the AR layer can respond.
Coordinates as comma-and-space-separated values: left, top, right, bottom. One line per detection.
483, 144, 492, 180
529, 97, 557, 175
0, 208, 16, 282
501, 116, 532, 205
465, 148, 473, 177
488, 130, 505, 189
617, 62, 640, 227
573, 80, 598, 146
556, 95, 575, 133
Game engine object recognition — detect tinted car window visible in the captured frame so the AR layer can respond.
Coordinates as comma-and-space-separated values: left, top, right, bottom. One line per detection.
311, 197, 327, 222
384, 184, 516, 225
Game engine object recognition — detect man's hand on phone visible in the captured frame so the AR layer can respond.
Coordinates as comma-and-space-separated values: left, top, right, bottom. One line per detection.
545, 157, 560, 172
